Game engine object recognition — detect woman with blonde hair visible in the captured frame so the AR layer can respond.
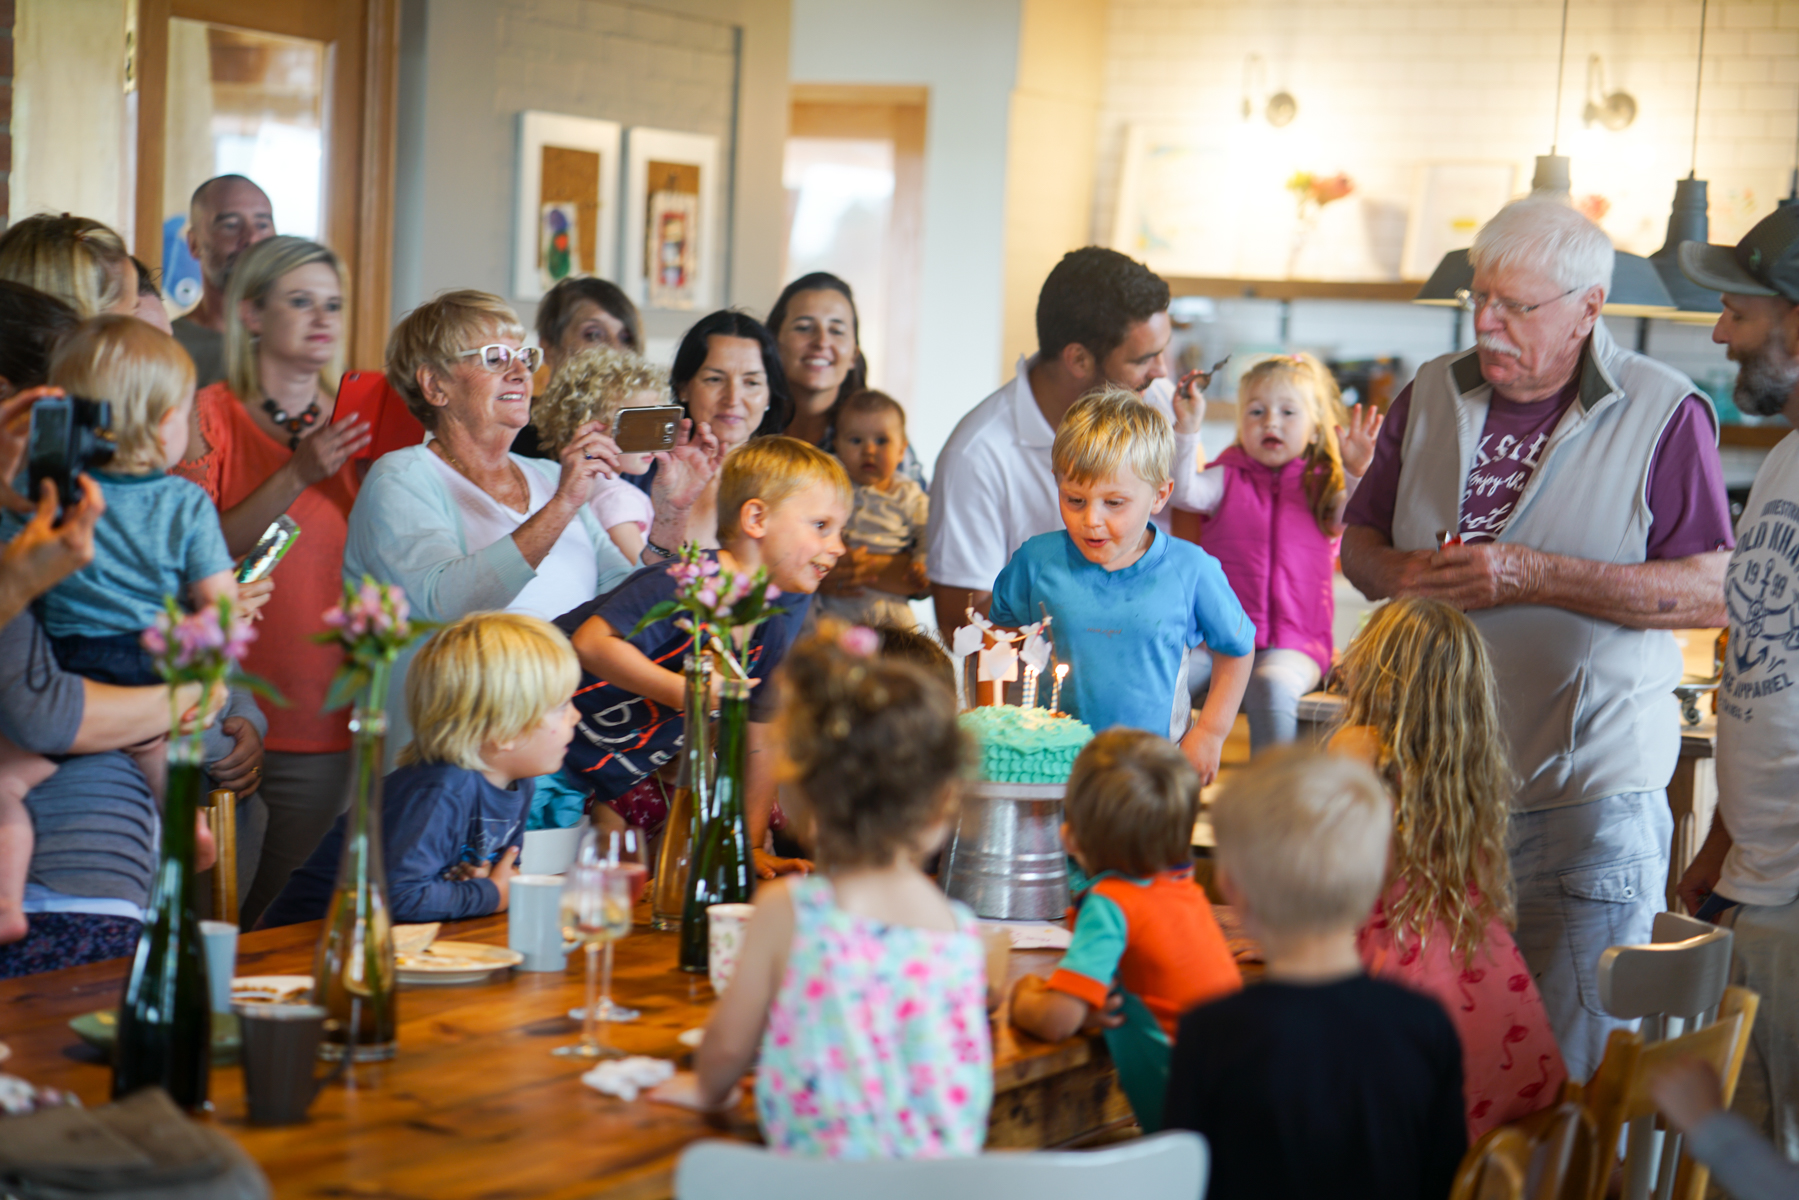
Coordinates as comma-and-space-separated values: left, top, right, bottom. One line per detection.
0, 214, 136, 318
1329, 597, 1567, 1138
172, 234, 375, 924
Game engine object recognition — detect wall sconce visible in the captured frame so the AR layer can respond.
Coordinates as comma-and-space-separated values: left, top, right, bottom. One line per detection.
1241, 54, 1299, 127
1582, 55, 1637, 131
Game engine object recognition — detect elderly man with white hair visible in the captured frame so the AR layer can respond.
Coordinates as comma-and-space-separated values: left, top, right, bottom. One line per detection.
1341, 199, 1734, 1080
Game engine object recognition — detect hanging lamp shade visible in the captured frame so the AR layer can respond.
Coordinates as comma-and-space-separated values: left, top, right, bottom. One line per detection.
1413, 249, 1472, 305
1648, 176, 1723, 318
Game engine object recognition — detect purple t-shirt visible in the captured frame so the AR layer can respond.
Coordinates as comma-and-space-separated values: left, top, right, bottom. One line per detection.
1346, 380, 1735, 560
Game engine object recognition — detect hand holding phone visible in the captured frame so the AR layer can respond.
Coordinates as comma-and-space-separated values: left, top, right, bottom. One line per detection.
237, 515, 301, 583
614, 406, 685, 454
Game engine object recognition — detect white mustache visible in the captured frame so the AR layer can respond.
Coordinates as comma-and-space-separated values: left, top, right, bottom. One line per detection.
1477, 335, 1521, 359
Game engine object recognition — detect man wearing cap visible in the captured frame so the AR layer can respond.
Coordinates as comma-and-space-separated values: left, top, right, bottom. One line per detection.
1341, 197, 1735, 1081
1676, 206, 1799, 1162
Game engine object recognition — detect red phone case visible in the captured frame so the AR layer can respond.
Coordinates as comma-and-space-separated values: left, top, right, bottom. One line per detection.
335, 371, 427, 463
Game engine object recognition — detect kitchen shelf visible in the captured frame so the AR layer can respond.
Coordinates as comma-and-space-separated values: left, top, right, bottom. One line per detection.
1166, 276, 1426, 303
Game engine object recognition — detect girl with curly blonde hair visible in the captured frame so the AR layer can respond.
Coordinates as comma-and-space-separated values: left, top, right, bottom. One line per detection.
532, 346, 672, 561
1330, 597, 1566, 1139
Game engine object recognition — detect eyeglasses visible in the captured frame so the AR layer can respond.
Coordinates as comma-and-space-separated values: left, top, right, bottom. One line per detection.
458, 344, 544, 373
1455, 287, 1580, 318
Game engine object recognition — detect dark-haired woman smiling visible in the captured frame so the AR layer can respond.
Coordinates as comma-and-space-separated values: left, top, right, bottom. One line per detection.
666, 310, 791, 547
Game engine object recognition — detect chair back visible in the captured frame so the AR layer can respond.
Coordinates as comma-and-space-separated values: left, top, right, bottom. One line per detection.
1450, 1103, 1598, 1200
1596, 912, 1731, 1027
1581, 986, 1759, 1200
674, 1131, 1208, 1200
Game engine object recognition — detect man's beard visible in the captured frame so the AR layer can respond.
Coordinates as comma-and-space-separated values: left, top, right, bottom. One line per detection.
1733, 338, 1799, 418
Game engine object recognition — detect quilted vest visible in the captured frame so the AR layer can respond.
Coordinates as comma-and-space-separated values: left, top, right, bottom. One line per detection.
1390, 320, 1710, 811
1197, 445, 1338, 676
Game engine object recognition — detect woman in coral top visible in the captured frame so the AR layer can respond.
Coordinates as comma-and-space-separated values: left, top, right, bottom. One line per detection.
1330, 597, 1568, 1139
173, 235, 373, 925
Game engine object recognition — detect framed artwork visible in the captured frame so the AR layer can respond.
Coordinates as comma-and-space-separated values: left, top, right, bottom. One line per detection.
1109, 124, 1240, 277
1401, 162, 1518, 280
513, 111, 622, 302
623, 128, 722, 311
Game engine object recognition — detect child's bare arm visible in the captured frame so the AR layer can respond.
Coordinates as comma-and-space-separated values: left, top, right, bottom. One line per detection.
691, 878, 796, 1106
570, 614, 684, 709
606, 523, 646, 566
1010, 974, 1095, 1043
1184, 649, 1252, 785
191, 570, 239, 611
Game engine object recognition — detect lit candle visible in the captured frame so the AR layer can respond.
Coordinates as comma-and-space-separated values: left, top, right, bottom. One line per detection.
1051, 663, 1070, 713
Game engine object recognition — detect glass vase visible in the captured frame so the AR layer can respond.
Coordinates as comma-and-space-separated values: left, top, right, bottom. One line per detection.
678, 677, 752, 974
113, 732, 211, 1110
650, 653, 711, 931
313, 664, 397, 1062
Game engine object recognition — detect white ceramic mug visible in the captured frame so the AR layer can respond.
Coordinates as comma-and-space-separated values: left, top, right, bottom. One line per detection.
508, 874, 573, 971
707, 903, 755, 995
198, 920, 238, 1014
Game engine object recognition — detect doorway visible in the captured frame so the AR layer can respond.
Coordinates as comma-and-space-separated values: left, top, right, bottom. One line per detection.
785, 85, 926, 416
134, 0, 398, 368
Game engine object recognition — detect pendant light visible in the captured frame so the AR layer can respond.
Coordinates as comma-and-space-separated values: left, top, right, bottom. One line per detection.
1416, 0, 1674, 315
1648, 0, 1724, 317
1781, 90, 1798, 211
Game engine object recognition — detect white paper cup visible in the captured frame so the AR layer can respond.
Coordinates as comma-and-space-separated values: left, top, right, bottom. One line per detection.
508, 875, 570, 971
198, 920, 238, 1015
706, 903, 755, 995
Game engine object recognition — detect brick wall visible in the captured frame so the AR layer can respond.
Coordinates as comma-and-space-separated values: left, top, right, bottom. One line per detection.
1094, 0, 1799, 272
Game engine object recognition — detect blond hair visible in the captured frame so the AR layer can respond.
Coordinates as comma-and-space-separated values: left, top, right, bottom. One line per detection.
384, 290, 527, 430
1336, 598, 1516, 961
1235, 353, 1349, 531
49, 315, 195, 472
0, 214, 132, 318
1210, 748, 1392, 939
224, 236, 346, 406
533, 346, 669, 452
1052, 386, 1174, 489
1064, 729, 1200, 878
399, 611, 579, 772
716, 436, 852, 544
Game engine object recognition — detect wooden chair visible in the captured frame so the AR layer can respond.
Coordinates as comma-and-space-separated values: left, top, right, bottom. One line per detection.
1450, 1102, 1600, 1200
205, 788, 238, 923
1580, 985, 1759, 1200
1595, 911, 1735, 1200
674, 1130, 1207, 1200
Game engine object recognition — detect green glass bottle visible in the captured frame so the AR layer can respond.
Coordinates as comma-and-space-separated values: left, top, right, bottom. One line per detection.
313, 664, 398, 1061
678, 677, 752, 974
113, 734, 210, 1109
650, 653, 712, 931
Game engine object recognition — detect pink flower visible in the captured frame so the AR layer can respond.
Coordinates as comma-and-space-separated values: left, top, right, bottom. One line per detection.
322, 606, 347, 630
699, 558, 721, 577
696, 587, 718, 609
764, 584, 781, 603
141, 624, 167, 656
838, 625, 879, 657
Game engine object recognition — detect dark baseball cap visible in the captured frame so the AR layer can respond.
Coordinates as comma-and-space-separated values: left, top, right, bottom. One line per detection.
1679, 206, 1799, 302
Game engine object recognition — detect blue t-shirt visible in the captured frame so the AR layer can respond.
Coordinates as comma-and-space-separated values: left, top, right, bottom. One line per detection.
22, 470, 233, 638
553, 556, 810, 802
989, 529, 1253, 738
259, 761, 531, 928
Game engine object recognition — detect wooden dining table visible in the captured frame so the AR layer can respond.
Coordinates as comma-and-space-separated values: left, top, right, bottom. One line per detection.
0, 911, 1130, 1200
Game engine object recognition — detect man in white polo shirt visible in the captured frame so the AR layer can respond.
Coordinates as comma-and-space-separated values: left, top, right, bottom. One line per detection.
1676, 207, 1799, 1163
927, 247, 1207, 632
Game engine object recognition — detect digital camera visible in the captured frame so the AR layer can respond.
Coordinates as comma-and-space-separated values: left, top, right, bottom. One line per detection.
27, 395, 115, 510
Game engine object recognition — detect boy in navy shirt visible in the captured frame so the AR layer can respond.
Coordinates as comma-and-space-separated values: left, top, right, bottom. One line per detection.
558, 437, 850, 876
989, 387, 1254, 782
260, 612, 580, 927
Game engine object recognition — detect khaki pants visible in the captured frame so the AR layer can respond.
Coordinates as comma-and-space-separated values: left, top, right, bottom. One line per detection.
1725, 896, 1799, 1163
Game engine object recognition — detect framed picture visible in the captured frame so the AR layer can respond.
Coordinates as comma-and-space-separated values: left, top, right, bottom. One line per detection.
513, 111, 622, 302
623, 128, 722, 311
1401, 162, 1518, 281
1109, 124, 1239, 278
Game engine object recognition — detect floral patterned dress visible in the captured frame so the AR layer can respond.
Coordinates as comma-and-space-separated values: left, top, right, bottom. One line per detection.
1357, 882, 1568, 1139
755, 876, 992, 1158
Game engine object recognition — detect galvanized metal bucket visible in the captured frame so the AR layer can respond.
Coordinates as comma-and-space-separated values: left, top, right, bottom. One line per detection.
939, 781, 1070, 920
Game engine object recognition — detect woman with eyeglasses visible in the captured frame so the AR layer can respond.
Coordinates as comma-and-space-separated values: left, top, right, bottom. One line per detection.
344, 290, 701, 766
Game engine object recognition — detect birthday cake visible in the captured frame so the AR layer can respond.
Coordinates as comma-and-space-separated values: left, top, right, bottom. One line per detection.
959, 706, 1095, 785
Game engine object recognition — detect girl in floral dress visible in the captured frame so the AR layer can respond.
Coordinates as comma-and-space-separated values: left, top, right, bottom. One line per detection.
1330, 598, 1568, 1139
664, 624, 991, 1156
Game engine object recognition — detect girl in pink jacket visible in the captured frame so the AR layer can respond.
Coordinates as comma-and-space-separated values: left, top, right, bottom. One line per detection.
1186, 353, 1380, 751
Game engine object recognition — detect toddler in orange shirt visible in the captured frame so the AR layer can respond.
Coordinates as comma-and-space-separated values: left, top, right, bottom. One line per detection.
1010, 728, 1241, 1131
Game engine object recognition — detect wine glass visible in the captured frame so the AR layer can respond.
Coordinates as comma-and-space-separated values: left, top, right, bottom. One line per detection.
570, 827, 647, 1023
551, 863, 633, 1060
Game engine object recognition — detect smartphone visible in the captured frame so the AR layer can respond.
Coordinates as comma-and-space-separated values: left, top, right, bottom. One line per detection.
614, 405, 684, 454
334, 371, 427, 463
237, 515, 301, 583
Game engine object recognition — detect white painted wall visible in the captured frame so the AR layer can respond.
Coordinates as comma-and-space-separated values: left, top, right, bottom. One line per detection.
790, 0, 1023, 469
11, 0, 132, 236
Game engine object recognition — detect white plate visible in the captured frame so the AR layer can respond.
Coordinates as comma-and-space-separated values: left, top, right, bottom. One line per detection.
396, 940, 523, 986
231, 974, 315, 1005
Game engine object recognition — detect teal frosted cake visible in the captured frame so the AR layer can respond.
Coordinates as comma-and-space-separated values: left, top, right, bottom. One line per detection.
959, 706, 1095, 785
